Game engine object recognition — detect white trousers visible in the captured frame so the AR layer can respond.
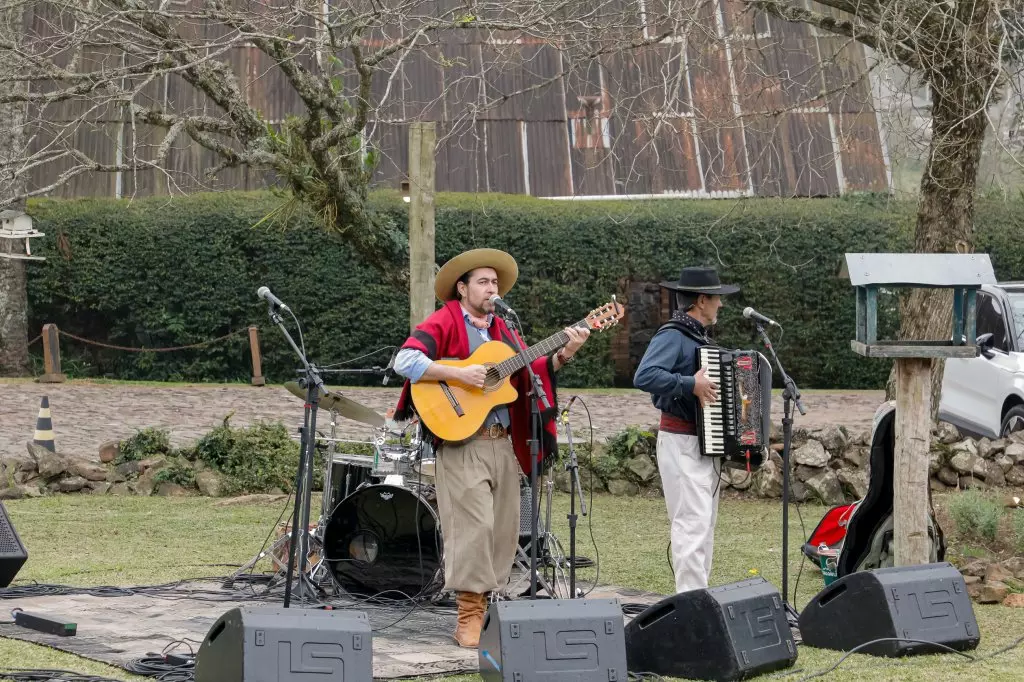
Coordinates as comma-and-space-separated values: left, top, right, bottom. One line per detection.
657, 431, 721, 593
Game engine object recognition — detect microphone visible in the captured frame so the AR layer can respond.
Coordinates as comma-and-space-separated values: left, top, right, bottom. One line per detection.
489, 294, 516, 317
256, 286, 290, 312
560, 394, 579, 422
743, 307, 781, 328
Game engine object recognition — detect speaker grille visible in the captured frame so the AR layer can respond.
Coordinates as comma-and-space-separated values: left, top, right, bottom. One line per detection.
0, 503, 27, 588
0, 506, 24, 556
519, 484, 533, 536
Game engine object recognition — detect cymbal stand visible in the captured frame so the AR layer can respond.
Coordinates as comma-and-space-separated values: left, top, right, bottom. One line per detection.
305, 410, 339, 587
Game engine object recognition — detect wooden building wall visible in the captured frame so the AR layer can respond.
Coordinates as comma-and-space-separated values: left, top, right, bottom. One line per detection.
24, 0, 889, 200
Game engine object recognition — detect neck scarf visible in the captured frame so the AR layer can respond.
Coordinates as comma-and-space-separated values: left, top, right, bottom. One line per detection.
671, 309, 712, 344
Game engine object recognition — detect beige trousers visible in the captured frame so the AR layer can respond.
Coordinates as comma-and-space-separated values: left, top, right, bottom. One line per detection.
435, 436, 520, 594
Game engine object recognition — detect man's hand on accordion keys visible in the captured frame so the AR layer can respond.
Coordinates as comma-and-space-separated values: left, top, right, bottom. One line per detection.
693, 366, 719, 407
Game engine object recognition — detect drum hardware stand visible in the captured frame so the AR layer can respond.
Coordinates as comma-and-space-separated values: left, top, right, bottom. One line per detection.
561, 404, 588, 598
752, 320, 806, 626
499, 308, 551, 600
260, 288, 329, 607
504, 471, 571, 600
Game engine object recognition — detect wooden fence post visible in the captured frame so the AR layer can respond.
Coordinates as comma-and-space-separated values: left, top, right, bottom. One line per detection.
248, 325, 265, 386
408, 121, 437, 332
39, 323, 66, 383
893, 357, 932, 566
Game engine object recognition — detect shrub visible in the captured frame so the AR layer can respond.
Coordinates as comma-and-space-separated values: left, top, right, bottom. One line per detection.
948, 489, 1003, 543
591, 426, 657, 482
25, 191, 1024, 388
182, 417, 314, 496
116, 427, 172, 465
1013, 509, 1024, 554
154, 458, 197, 488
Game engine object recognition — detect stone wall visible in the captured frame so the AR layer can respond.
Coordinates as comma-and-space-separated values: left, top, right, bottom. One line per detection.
0, 441, 231, 498
555, 422, 1024, 504
6, 420, 1024, 502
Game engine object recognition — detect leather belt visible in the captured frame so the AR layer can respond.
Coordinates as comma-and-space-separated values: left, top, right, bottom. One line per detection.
475, 423, 508, 439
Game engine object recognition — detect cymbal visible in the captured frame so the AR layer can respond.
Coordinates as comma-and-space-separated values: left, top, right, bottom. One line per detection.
283, 382, 385, 428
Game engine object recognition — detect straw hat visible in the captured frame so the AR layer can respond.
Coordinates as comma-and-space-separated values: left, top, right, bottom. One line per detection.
434, 248, 519, 301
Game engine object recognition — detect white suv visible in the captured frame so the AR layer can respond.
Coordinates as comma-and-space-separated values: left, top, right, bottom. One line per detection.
939, 282, 1024, 438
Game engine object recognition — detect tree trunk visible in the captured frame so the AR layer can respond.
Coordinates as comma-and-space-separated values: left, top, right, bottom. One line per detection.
886, 71, 992, 414
0, 3, 30, 376
0, 255, 30, 377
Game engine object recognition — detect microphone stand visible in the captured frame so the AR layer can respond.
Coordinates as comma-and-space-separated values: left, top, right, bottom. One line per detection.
561, 408, 587, 598
503, 309, 551, 600
266, 299, 327, 608
753, 322, 806, 624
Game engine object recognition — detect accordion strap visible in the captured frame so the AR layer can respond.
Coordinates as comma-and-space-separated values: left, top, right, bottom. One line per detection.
656, 320, 711, 346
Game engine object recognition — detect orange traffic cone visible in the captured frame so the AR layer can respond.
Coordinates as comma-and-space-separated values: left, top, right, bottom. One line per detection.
33, 396, 55, 452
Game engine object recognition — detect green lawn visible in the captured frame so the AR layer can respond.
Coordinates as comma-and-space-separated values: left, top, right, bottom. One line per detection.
0, 492, 1020, 681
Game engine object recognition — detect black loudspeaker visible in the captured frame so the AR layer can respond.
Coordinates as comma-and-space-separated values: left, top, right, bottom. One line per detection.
624, 578, 796, 682
0, 502, 27, 587
194, 607, 372, 682
799, 562, 980, 657
478, 599, 628, 682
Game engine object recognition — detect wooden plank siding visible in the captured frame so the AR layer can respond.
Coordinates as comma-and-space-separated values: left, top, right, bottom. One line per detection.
21, 0, 887, 200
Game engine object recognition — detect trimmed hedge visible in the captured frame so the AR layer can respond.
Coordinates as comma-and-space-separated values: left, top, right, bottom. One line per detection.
23, 191, 1024, 388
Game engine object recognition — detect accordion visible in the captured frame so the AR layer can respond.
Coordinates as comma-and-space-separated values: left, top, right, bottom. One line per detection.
696, 346, 773, 469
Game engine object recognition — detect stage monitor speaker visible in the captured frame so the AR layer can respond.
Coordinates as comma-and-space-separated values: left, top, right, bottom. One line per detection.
478, 598, 627, 682
798, 561, 979, 657
194, 607, 372, 682
0, 501, 27, 587
624, 577, 796, 682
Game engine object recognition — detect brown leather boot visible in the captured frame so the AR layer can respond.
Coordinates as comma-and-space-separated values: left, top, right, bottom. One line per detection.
454, 591, 487, 648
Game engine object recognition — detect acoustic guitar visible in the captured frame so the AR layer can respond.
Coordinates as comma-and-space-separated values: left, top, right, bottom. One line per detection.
410, 299, 625, 441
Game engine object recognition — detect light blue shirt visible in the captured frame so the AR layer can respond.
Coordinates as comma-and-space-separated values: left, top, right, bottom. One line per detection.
395, 306, 509, 428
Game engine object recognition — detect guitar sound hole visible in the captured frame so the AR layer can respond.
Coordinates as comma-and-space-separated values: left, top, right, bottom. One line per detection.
483, 366, 502, 391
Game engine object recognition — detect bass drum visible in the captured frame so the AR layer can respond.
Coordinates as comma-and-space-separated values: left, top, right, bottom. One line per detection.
323, 484, 443, 598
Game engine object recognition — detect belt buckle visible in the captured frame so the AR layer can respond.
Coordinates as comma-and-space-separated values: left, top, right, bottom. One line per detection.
488, 423, 504, 439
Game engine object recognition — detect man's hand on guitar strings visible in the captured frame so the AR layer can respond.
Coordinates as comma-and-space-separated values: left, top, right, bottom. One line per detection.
460, 364, 488, 389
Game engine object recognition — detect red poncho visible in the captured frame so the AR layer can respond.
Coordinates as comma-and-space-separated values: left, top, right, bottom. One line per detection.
394, 300, 559, 474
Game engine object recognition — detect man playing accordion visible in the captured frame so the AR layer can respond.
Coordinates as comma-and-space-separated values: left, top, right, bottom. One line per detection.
633, 266, 740, 593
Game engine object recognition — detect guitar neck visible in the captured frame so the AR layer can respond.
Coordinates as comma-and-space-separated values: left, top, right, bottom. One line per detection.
495, 319, 588, 378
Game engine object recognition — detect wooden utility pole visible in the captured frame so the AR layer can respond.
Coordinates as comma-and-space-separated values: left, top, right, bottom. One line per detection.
843, 253, 994, 567
408, 122, 436, 332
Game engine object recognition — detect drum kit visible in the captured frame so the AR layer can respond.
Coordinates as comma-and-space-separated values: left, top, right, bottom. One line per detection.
230, 381, 577, 603
229, 381, 446, 600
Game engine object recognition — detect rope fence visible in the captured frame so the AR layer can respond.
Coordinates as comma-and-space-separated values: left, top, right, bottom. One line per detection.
33, 323, 266, 385
57, 328, 247, 353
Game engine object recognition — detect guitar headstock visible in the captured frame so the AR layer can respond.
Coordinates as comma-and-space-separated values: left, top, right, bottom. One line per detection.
585, 296, 626, 331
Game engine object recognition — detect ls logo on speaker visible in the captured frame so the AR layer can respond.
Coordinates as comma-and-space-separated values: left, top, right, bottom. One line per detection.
532, 629, 599, 673
742, 605, 782, 650
904, 589, 956, 627
277, 640, 346, 677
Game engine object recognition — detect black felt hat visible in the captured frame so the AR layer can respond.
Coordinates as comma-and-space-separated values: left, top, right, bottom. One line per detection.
660, 266, 740, 296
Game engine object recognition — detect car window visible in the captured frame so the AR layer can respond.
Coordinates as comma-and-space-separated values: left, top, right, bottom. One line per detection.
1008, 292, 1024, 350
977, 293, 1009, 352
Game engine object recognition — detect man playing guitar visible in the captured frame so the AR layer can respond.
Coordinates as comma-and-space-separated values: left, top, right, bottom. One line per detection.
391, 248, 590, 648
